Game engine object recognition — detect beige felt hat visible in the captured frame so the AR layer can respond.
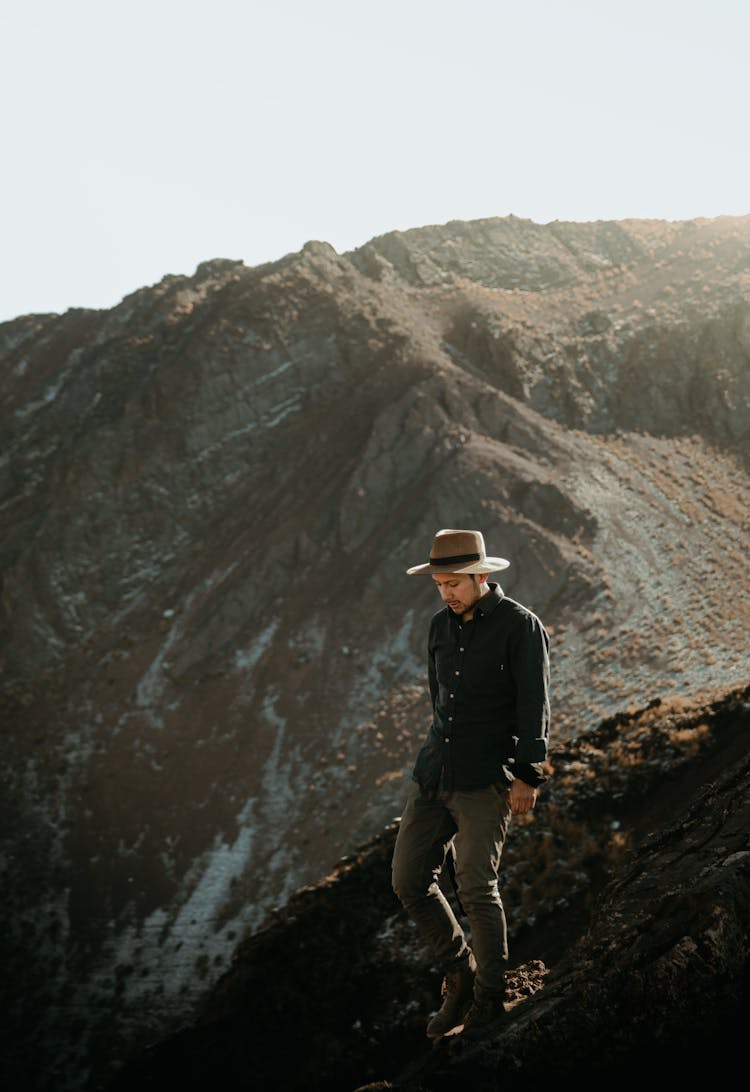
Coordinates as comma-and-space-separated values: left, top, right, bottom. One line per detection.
406, 528, 510, 575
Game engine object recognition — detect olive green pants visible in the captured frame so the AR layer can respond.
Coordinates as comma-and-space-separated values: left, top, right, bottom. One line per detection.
391, 780, 512, 996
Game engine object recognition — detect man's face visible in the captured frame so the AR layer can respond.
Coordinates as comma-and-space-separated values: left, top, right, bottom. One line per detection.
432, 572, 486, 614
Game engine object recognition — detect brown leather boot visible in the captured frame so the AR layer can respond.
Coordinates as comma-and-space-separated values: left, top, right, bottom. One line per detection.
425, 961, 476, 1039
460, 989, 507, 1040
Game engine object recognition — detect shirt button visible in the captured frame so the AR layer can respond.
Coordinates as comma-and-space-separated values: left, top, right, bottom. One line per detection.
449, 693, 454, 698
444, 737, 450, 743
454, 670, 460, 676
448, 716, 453, 721
459, 647, 464, 652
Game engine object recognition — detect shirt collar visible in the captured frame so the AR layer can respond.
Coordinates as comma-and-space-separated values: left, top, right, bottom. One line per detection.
476, 581, 504, 616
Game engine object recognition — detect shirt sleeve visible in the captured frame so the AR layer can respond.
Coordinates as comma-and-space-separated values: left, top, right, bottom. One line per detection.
511, 761, 547, 788
427, 619, 438, 711
511, 613, 551, 764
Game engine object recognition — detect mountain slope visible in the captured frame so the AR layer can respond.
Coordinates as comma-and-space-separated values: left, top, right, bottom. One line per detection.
1, 215, 749, 1091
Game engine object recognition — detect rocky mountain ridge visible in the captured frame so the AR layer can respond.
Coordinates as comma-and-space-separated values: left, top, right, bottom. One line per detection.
1, 214, 749, 1090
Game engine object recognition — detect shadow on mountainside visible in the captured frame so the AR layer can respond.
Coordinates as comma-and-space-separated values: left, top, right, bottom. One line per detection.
100, 681, 750, 1092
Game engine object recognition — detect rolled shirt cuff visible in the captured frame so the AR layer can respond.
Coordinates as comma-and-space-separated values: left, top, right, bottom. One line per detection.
509, 760, 547, 788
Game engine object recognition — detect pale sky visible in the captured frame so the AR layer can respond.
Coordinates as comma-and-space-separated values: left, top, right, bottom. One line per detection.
2, 0, 748, 323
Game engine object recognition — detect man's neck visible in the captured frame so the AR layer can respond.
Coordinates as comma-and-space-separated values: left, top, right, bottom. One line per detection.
462, 586, 490, 623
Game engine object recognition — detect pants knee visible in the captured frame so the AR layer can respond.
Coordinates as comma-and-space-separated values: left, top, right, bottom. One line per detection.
455, 878, 502, 912
392, 862, 433, 909
391, 866, 415, 906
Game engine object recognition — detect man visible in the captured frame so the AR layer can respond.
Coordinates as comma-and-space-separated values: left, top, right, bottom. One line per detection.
392, 528, 550, 1041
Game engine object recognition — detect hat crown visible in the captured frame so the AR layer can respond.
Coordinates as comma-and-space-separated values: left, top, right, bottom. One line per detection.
429, 529, 486, 563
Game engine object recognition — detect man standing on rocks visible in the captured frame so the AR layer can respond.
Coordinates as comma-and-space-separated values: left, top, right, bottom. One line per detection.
392, 528, 550, 1040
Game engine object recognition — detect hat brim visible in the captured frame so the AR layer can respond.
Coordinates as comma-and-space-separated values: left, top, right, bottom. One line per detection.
406, 557, 510, 575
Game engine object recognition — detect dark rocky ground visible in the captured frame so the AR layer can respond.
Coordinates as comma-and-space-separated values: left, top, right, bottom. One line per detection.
102, 680, 750, 1091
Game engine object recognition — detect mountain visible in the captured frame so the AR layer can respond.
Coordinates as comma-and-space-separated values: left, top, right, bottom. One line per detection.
1, 214, 748, 1091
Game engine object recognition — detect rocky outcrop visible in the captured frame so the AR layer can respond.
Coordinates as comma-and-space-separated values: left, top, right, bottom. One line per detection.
1, 216, 749, 1092
353, 215, 750, 444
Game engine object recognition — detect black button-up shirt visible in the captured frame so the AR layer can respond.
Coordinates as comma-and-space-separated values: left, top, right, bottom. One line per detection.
412, 583, 550, 793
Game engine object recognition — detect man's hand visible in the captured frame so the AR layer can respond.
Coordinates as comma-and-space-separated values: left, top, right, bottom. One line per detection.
509, 778, 538, 816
